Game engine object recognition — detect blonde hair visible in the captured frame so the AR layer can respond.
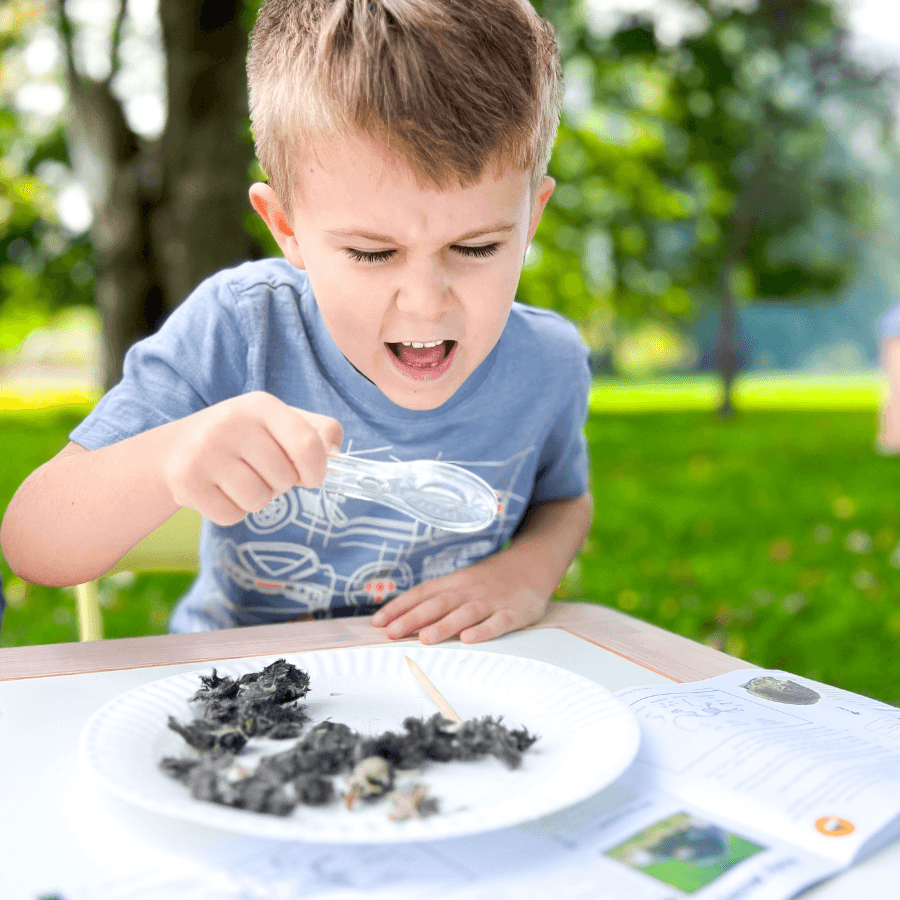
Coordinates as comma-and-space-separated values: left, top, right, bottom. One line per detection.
247, 0, 562, 209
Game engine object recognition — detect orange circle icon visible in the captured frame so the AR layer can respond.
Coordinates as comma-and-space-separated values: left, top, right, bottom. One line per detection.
815, 816, 855, 836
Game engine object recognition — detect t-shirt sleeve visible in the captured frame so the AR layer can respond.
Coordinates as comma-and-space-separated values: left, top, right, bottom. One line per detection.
70, 275, 250, 450
530, 335, 592, 505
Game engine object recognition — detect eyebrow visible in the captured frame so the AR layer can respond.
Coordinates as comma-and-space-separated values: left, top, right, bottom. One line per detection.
325, 222, 517, 244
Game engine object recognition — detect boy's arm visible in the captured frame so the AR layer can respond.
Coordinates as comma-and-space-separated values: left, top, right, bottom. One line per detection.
0, 392, 342, 586
371, 491, 593, 644
2, 434, 183, 587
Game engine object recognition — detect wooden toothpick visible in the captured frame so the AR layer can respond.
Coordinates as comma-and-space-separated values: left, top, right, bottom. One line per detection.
405, 656, 464, 724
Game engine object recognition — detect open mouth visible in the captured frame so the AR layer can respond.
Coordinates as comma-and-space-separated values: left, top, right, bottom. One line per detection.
385, 339, 458, 381
386, 340, 456, 369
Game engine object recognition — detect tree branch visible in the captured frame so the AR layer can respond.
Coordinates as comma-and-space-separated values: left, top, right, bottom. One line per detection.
109, 0, 129, 83
55, 0, 78, 88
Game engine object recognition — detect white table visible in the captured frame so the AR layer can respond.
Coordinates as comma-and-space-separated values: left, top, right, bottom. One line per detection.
0, 603, 894, 899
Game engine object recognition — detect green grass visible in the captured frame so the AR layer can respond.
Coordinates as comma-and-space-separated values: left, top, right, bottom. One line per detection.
0, 406, 194, 646
556, 407, 900, 705
2, 388, 898, 706
589, 372, 883, 412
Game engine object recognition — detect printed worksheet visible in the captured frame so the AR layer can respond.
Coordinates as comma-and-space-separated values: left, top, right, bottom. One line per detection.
73, 791, 839, 900
617, 669, 900, 863
70, 670, 900, 900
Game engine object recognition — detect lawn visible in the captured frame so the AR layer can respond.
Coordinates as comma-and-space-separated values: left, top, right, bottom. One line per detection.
0, 405, 196, 646
568, 408, 900, 705
2, 386, 898, 705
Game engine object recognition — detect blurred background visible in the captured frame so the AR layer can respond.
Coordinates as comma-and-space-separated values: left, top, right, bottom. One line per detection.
3, 0, 900, 702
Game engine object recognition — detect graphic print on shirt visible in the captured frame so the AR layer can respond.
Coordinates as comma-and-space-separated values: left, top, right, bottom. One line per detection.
213, 447, 535, 617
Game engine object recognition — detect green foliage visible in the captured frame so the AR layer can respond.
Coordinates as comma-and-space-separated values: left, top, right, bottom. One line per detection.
4, 0, 893, 384
664, 0, 883, 306
523, 0, 701, 339
0, 3, 95, 328
523, 0, 895, 379
4, 403, 900, 707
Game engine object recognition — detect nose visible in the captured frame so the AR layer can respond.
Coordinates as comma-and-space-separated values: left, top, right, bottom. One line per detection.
393, 260, 451, 320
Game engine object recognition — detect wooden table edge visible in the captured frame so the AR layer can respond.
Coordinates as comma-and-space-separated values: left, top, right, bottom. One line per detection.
0, 600, 756, 683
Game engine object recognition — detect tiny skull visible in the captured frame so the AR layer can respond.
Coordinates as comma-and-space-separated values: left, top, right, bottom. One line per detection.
740, 676, 821, 706
344, 756, 394, 809
387, 783, 440, 821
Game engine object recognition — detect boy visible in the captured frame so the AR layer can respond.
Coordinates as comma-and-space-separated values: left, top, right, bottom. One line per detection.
1, 0, 593, 645
877, 302, 900, 454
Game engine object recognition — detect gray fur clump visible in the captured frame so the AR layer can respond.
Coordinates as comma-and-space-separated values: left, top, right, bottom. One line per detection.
165, 658, 312, 754
161, 661, 537, 818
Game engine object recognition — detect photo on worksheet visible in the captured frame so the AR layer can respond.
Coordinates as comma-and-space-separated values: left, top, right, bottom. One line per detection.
606, 812, 766, 893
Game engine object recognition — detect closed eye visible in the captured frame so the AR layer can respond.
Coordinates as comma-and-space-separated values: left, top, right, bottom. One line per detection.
344, 242, 501, 264
345, 248, 395, 264
453, 243, 500, 259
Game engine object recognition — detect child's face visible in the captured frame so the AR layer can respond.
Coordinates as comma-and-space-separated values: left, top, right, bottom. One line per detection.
250, 132, 553, 410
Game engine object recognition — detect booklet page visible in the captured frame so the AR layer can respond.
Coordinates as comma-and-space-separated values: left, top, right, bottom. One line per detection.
616, 668, 900, 863
73, 783, 839, 900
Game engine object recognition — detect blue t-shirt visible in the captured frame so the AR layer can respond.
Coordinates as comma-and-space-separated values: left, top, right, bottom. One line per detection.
71, 259, 590, 632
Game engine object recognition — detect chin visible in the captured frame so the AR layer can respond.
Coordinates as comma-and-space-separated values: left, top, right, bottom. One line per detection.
373, 353, 468, 410
385, 385, 457, 411
382, 370, 464, 409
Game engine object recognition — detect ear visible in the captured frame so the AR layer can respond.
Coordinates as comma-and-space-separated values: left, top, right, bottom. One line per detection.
527, 176, 555, 243
528, 175, 556, 243
248, 183, 306, 269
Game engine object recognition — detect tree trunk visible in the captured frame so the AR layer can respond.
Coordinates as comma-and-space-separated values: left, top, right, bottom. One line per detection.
714, 155, 766, 419
62, 52, 167, 391
715, 262, 740, 418
59, 0, 261, 390
154, 0, 258, 309
711, 0, 803, 418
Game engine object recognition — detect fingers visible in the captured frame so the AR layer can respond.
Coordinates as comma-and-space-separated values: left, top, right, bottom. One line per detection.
420, 600, 503, 645
163, 392, 344, 524
194, 483, 256, 527
282, 411, 344, 485
371, 576, 476, 637
388, 592, 486, 642
241, 421, 305, 485
373, 575, 545, 645
458, 608, 520, 644
414, 599, 525, 645
370, 584, 428, 627
253, 397, 344, 488
296, 409, 344, 457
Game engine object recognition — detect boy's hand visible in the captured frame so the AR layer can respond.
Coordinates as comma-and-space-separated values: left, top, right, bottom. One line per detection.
164, 391, 343, 525
370, 551, 550, 645
371, 493, 593, 645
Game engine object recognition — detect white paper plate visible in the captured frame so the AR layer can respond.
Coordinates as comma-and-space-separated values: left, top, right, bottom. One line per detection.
79, 646, 639, 842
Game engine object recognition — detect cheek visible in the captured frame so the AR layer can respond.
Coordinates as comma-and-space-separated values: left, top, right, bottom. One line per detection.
324, 303, 374, 351
305, 269, 371, 346
469, 263, 520, 324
